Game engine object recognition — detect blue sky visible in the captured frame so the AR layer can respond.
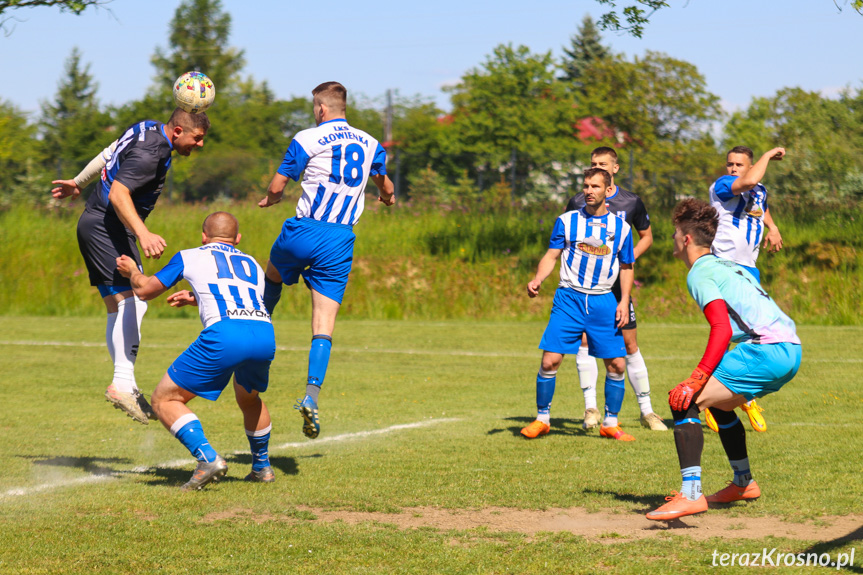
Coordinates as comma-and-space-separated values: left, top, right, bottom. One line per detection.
1, 0, 861, 118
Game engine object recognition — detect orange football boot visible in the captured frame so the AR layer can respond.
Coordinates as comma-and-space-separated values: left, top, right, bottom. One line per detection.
520, 420, 550, 439
646, 491, 708, 521
599, 425, 635, 441
706, 480, 761, 503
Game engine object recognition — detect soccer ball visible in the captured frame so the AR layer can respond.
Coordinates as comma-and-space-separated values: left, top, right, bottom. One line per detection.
173, 71, 215, 114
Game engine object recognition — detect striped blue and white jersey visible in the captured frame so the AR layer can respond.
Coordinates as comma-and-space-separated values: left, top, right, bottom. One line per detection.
277, 119, 387, 226
85, 120, 173, 221
155, 243, 270, 329
549, 207, 635, 294
709, 175, 768, 268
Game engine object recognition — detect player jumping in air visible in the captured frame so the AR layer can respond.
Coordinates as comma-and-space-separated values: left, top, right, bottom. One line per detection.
117, 212, 276, 490
646, 199, 801, 521
521, 167, 636, 442
705, 146, 786, 433
565, 147, 666, 432
51, 109, 209, 424
258, 82, 395, 439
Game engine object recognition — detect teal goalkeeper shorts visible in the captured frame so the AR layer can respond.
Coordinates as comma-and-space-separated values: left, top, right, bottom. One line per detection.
712, 342, 802, 400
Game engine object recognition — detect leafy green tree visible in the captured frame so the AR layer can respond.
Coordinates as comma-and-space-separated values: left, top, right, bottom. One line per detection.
560, 15, 610, 87
579, 51, 722, 206
40, 47, 110, 182
446, 44, 584, 200
723, 87, 863, 205
594, 0, 669, 38
150, 0, 245, 99
0, 0, 107, 33
0, 100, 45, 208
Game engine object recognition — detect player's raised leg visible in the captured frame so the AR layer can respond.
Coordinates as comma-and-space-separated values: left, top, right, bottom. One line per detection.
102, 290, 154, 424
234, 380, 275, 483
295, 288, 339, 439
521, 352, 562, 438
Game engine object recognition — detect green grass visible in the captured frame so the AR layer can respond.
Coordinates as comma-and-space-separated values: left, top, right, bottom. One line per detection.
1, 200, 861, 323
1, 317, 861, 573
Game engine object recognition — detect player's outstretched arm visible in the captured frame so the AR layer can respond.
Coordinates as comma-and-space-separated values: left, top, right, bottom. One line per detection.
762, 207, 783, 252
116, 255, 168, 301
50, 141, 117, 201
50, 180, 82, 201
109, 181, 167, 259
371, 174, 396, 206
527, 249, 562, 298
259, 173, 288, 208
731, 147, 785, 193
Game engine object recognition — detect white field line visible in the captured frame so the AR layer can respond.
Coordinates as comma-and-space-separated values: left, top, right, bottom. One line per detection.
1, 339, 860, 362
1, 418, 459, 500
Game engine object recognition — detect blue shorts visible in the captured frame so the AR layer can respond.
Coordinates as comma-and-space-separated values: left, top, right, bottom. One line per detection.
269, 217, 356, 304
713, 342, 802, 400
168, 320, 276, 401
539, 288, 625, 359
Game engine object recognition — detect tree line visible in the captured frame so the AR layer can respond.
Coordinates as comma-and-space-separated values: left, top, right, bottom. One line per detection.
1, 0, 862, 214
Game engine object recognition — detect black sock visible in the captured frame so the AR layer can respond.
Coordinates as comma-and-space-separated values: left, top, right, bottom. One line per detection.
672, 405, 703, 470
712, 407, 748, 461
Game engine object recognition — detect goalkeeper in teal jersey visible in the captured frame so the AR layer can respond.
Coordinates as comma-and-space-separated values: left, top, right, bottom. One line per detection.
646, 198, 801, 521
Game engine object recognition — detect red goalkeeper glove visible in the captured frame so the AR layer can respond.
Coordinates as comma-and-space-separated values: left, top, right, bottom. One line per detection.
668, 367, 709, 411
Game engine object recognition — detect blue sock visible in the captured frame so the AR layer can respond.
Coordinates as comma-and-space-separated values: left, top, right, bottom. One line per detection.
535, 370, 556, 424
263, 277, 282, 315
680, 465, 702, 501
172, 415, 218, 463
307, 335, 332, 400
603, 373, 626, 426
246, 425, 272, 471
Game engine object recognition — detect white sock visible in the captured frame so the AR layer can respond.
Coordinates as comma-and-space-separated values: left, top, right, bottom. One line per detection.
576, 345, 598, 410
626, 349, 653, 416
105, 312, 118, 363
111, 296, 147, 393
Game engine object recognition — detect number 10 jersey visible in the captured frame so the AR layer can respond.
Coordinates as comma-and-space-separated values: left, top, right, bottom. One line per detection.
277, 118, 388, 227
155, 242, 271, 329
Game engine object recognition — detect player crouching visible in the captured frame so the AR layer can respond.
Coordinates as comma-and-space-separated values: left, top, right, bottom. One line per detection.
646, 199, 801, 521
117, 212, 277, 490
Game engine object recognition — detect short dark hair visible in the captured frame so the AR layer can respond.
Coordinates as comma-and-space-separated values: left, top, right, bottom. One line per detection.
583, 167, 611, 189
673, 198, 718, 247
591, 147, 618, 162
169, 108, 210, 133
727, 146, 754, 162
312, 81, 347, 113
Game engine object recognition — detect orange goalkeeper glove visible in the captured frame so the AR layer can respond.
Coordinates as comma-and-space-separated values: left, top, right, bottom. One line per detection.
668, 367, 709, 411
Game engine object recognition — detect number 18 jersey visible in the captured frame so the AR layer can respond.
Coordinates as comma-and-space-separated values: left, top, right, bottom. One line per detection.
155, 242, 271, 329
277, 119, 388, 226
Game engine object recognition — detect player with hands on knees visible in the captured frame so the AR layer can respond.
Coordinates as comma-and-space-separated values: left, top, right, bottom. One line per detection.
646, 199, 801, 522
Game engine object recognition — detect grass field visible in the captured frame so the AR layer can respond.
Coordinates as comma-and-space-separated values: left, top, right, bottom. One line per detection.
1, 317, 862, 574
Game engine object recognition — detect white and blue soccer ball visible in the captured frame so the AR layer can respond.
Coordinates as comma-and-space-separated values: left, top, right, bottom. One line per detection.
173, 71, 215, 114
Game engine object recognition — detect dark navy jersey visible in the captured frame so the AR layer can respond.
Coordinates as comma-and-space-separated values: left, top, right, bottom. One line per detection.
85, 120, 173, 221
565, 186, 651, 232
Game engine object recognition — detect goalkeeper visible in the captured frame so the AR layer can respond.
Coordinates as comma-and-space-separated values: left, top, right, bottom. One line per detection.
646, 198, 801, 521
